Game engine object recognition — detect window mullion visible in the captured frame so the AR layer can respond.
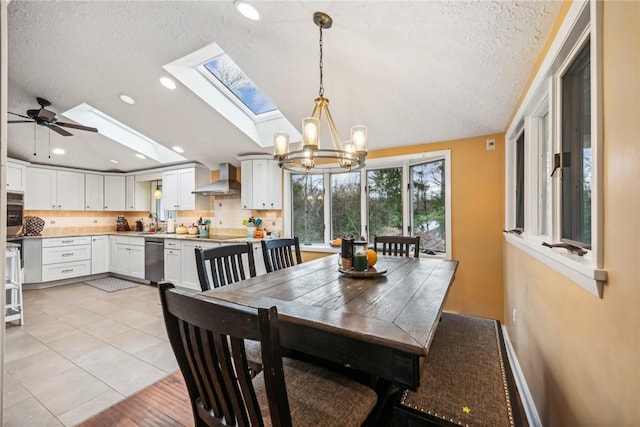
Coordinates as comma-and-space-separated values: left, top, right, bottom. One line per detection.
323, 172, 331, 244
402, 161, 410, 236
360, 168, 367, 238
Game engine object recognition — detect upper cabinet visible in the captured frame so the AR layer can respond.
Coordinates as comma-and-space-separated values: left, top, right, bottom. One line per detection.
126, 175, 150, 212
85, 173, 104, 211
25, 167, 85, 210
104, 175, 126, 211
240, 158, 282, 210
7, 160, 26, 192
161, 167, 210, 211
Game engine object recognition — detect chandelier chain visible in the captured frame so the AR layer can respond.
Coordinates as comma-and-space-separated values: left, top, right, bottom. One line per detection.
319, 24, 324, 98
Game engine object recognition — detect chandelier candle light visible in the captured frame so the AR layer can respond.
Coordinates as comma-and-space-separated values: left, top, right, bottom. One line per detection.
273, 12, 367, 173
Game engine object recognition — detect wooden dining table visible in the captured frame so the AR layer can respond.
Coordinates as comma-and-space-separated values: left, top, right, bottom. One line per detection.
201, 254, 458, 390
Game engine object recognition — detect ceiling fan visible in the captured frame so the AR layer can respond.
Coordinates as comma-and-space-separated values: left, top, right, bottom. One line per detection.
8, 97, 98, 136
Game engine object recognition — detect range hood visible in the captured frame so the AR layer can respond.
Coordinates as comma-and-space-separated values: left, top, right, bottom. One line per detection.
192, 163, 241, 195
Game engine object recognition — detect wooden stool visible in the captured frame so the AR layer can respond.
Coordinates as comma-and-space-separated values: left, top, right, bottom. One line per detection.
394, 312, 528, 427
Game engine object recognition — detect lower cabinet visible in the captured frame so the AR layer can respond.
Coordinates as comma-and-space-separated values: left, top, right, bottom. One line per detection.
91, 235, 109, 274
113, 236, 145, 279
41, 237, 92, 282
164, 239, 182, 285
180, 241, 220, 291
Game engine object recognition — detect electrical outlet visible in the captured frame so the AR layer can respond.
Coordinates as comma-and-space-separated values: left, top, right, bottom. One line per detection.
486, 139, 496, 151
512, 308, 517, 326
50, 220, 55, 224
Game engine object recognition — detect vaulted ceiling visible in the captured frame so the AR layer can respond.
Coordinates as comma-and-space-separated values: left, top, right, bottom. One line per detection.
6, 1, 562, 173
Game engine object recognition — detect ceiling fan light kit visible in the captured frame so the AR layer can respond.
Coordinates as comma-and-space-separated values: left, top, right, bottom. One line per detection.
273, 12, 367, 174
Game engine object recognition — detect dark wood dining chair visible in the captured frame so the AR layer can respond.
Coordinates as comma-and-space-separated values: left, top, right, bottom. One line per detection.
159, 283, 378, 427
195, 243, 262, 371
373, 235, 421, 258
261, 236, 303, 273
195, 243, 256, 291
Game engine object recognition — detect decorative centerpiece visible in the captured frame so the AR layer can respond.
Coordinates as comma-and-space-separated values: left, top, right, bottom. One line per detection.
242, 217, 262, 238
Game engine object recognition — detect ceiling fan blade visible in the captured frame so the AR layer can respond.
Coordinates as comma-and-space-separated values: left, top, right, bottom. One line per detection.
56, 122, 98, 133
48, 125, 73, 136
8, 120, 35, 123
8, 111, 32, 120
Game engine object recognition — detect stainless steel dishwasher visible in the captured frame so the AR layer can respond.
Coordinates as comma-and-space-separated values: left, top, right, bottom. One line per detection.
144, 237, 164, 283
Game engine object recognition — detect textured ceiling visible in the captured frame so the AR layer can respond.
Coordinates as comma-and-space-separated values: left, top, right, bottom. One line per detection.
6, 1, 561, 173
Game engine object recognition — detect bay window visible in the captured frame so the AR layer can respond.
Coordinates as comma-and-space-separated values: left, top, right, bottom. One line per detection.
286, 151, 451, 259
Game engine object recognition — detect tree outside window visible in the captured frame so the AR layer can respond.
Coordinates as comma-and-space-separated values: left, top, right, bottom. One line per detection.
330, 172, 361, 239
292, 174, 324, 244
367, 168, 402, 240
411, 160, 446, 253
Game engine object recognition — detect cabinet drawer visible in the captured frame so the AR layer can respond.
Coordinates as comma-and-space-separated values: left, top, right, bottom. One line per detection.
42, 260, 91, 282
42, 245, 91, 265
164, 240, 181, 249
115, 235, 145, 246
42, 236, 92, 247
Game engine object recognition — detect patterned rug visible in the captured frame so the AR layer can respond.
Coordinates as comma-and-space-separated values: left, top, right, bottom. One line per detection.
84, 277, 140, 292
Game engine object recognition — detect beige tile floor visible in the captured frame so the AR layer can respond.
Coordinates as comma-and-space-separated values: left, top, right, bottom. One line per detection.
3, 282, 180, 427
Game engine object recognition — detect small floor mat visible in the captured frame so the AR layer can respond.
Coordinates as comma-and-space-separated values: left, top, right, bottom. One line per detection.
85, 277, 140, 292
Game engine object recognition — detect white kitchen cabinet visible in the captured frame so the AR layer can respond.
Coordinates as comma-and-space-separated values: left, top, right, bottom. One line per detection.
109, 235, 118, 272
240, 158, 282, 210
56, 170, 86, 210
252, 243, 267, 276
91, 235, 109, 274
164, 240, 182, 285
240, 161, 253, 210
161, 167, 210, 211
7, 160, 26, 192
126, 175, 151, 212
85, 173, 105, 211
41, 236, 92, 282
180, 240, 219, 291
26, 167, 85, 210
114, 236, 145, 279
104, 175, 126, 211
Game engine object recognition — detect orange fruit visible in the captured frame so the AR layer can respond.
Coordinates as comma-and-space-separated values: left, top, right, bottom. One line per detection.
366, 249, 377, 267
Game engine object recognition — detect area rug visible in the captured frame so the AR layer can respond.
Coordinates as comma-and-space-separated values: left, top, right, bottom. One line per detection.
84, 277, 140, 292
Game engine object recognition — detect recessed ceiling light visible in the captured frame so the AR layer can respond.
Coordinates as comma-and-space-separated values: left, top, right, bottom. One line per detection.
172, 146, 184, 153
110, 159, 120, 164
52, 148, 65, 155
159, 76, 176, 90
135, 153, 146, 159
119, 94, 135, 105
234, 0, 260, 21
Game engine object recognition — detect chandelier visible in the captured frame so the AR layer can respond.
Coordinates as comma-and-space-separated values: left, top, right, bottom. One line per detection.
273, 12, 367, 173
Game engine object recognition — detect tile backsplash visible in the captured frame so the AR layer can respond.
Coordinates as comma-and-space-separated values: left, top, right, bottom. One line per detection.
25, 196, 283, 237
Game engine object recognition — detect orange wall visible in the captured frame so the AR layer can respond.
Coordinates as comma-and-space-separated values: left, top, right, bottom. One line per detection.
370, 133, 505, 320
504, 2, 640, 425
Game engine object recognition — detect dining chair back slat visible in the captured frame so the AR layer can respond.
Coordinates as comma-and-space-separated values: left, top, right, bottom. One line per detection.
195, 243, 256, 291
374, 235, 420, 258
159, 283, 291, 427
261, 237, 303, 273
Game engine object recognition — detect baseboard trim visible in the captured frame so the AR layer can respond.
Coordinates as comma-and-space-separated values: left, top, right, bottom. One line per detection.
502, 326, 542, 427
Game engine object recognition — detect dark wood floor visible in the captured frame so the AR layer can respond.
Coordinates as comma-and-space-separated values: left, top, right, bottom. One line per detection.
79, 371, 194, 427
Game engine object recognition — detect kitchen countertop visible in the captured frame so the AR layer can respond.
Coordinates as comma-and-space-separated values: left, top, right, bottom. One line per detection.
13, 231, 264, 244
12, 232, 340, 252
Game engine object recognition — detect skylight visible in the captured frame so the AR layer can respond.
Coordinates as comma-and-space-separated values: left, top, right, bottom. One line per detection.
163, 42, 300, 148
63, 103, 187, 164
203, 54, 277, 115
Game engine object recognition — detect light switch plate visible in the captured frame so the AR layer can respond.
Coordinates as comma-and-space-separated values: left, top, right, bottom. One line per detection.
486, 139, 496, 151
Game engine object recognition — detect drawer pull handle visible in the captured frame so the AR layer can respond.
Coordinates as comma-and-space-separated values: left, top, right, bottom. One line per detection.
61, 268, 74, 273
61, 253, 74, 257
61, 240, 74, 244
